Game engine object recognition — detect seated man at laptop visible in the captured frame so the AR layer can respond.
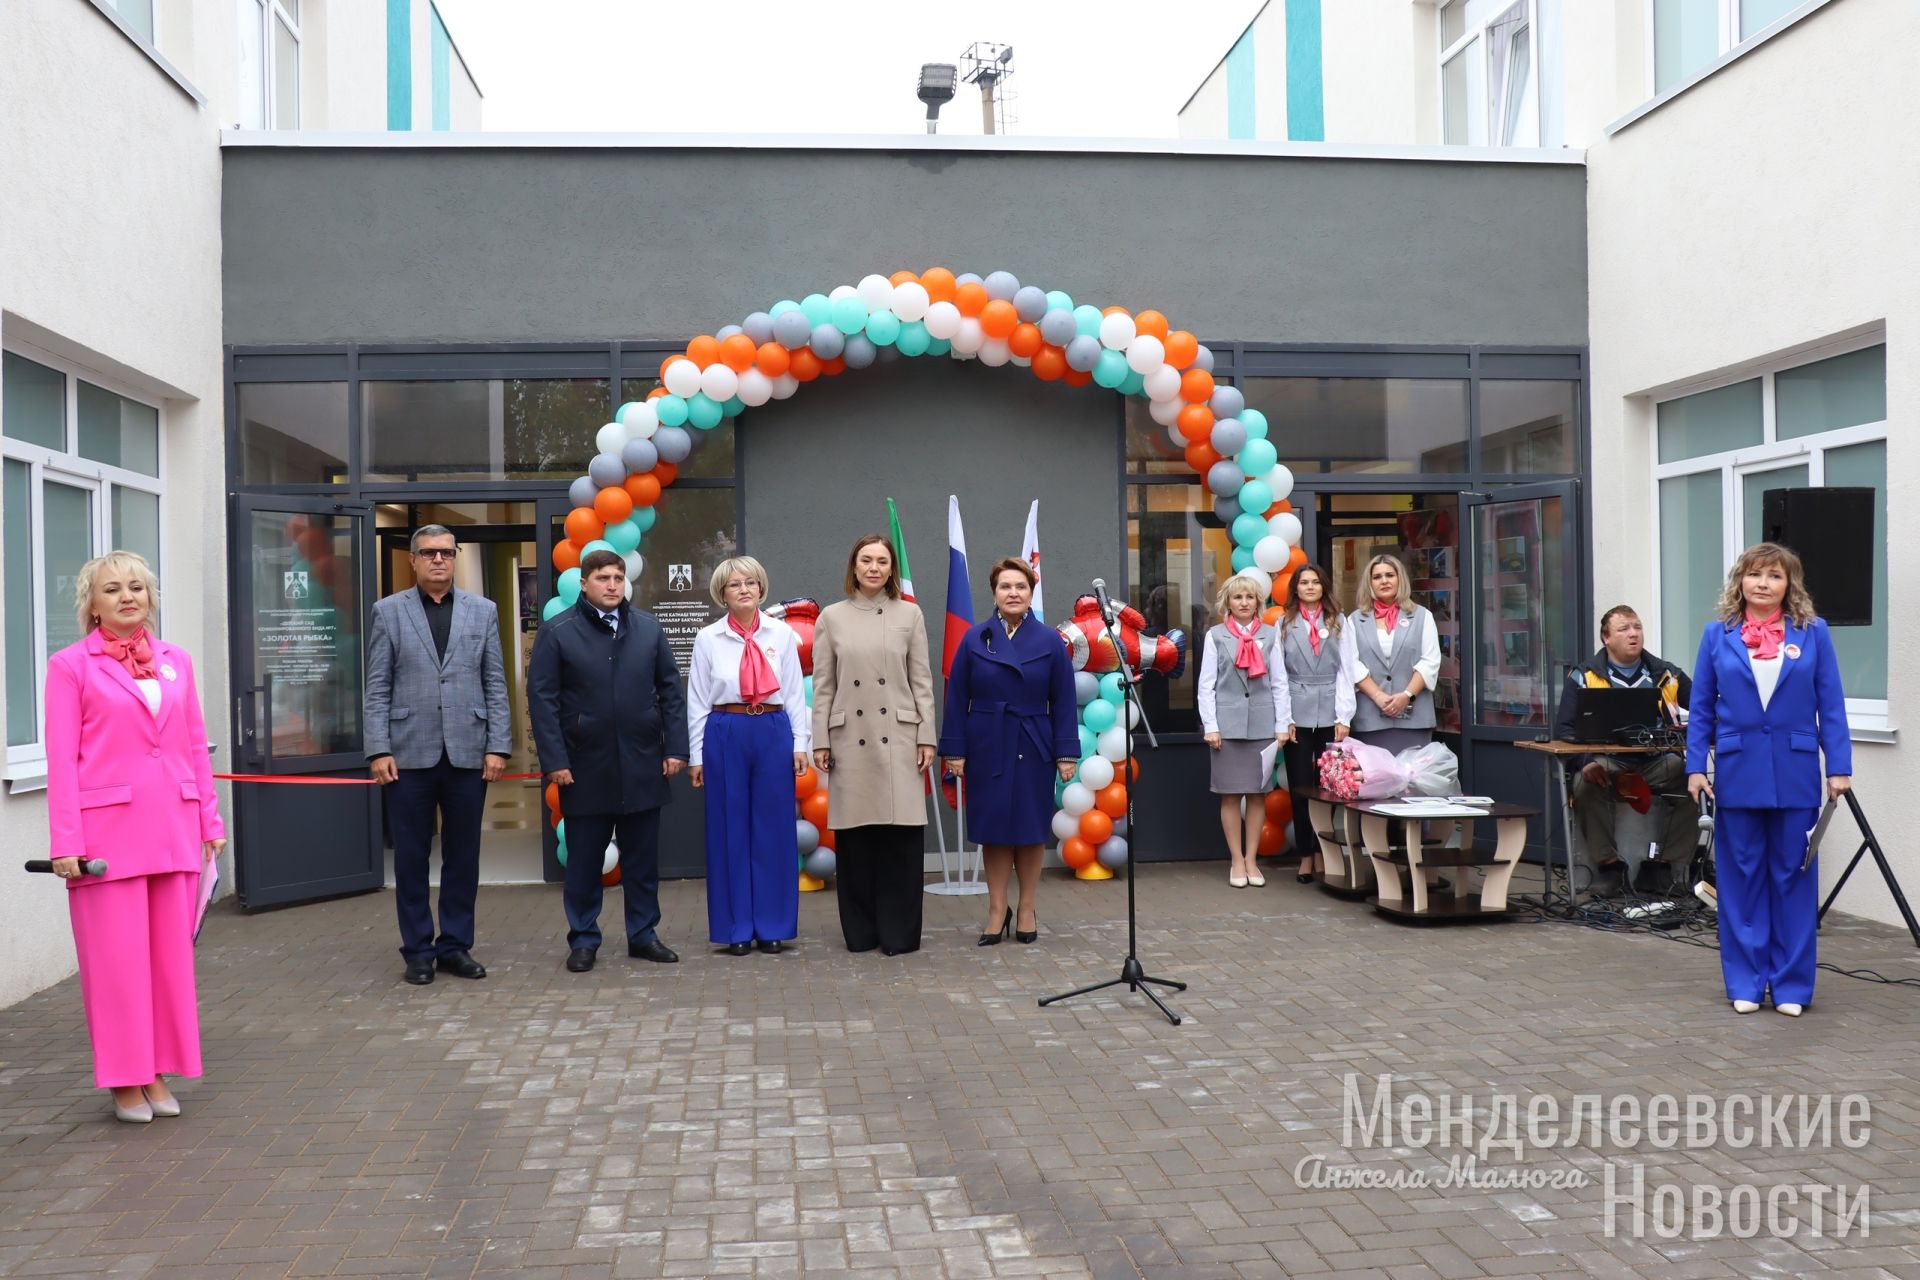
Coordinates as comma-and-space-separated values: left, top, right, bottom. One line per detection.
1552, 606, 1697, 896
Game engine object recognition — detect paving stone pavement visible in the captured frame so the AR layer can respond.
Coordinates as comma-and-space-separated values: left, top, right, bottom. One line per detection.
3, 861, 1920, 1279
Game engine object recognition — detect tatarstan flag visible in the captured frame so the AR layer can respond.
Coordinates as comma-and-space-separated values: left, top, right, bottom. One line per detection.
887, 497, 915, 603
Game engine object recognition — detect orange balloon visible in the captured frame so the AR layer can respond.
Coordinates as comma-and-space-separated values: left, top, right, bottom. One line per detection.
920, 267, 957, 303
1263, 788, 1294, 825
658, 355, 680, 381
564, 507, 604, 545
1008, 322, 1043, 358
1095, 782, 1129, 818
647, 386, 668, 400
1164, 330, 1199, 370
789, 348, 823, 382
979, 299, 1017, 340
1184, 442, 1220, 474
622, 473, 661, 508
954, 281, 988, 317
1286, 546, 1308, 573
1177, 403, 1216, 442
1101, 305, 1129, 317
817, 827, 836, 851
1133, 310, 1170, 341
1061, 837, 1097, 871
1181, 368, 1215, 403
1275, 499, 1293, 514
820, 355, 847, 376
1126, 758, 1141, 783
653, 461, 678, 487
594, 486, 634, 524
1271, 573, 1292, 607
1078, 809, 1114, 845
755, 342, 790, 377
888, 269, 918, 286
1262, 604, 1285, 626
686, 335, 721, 368
603, 864, 622, 888
795, 767, 819, 799
1258, 820, 1288, 857
552, 539, 581, 573
1062, 368, 1093, 387
545, 781, 561, 813
1031, 344, 1066, 381
721, 333, 757, 372
801, 791, 830, 829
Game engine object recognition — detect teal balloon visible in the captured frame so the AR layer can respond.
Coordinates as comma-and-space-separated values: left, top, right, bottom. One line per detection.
554, 819, 568, 867
1241, 408, 1270, 440
1232, 547, 1256, 572
688, 393, 723, 430
541, 595, 568, 621
603, 519, 641, 555
926, 337, 952, 357
804, 675, 814, 707
1072, 304, 1103, 338
557, 567, 582, 604
1239, 479, 1274, 514
656, 394, 690, 427
770, 299, 801, 317
1231, 513, 1268, 547
831, 295, 868, 334
580, 539, 615, 560
895, 320, 931, 356
800, 293, 832, 325
1078, 725, 1097, 759
1238, 438, 1278, 477
1099, 672, 1126, 704
1083, 699, 1118, 733
632, 507, 657, 533
722, 396, 745, 418
865, 311, 901, 346
1118, 369, 1146, 397
1045, 290, 1074, 313
1092, 349, 1129, 389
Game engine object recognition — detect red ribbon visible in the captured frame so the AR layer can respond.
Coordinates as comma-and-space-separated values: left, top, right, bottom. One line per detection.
212, 772, 545, 785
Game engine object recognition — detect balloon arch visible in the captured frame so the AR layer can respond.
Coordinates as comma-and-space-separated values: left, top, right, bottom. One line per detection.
542, 266, 1309, 884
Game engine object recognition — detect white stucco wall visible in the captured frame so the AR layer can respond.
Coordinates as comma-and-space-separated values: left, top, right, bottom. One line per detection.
0, 0, 229, 1008
1251, 4, 1289, 141
1178, 60, 1230, 138
1586, 0, 1916, 927
1322, 0, 1420, 144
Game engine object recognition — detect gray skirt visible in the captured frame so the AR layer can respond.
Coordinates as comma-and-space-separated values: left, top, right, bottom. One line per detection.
1209, 738, 1275, 795
1350, 727, 1432, 755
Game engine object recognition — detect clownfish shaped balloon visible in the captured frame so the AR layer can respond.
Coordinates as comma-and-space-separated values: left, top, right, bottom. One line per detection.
1055, 595, 1187, 677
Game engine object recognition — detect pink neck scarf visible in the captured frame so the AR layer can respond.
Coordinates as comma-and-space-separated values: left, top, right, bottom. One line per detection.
1741, 610, 1785, 661
100, 627, 157, 680
728, 612, 780, 705
1299, 605, 1324, 656
1373, 599, 1401, 634
1224, 617, 1267, 679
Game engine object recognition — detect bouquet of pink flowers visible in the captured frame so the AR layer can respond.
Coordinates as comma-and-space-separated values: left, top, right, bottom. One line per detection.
1316, 741, 1412, 800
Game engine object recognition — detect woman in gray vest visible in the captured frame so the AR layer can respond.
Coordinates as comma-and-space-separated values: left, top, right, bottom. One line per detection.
1197, 572, 1292, 888
1341, 553, 1440, 753
1279, 563, 1355, 881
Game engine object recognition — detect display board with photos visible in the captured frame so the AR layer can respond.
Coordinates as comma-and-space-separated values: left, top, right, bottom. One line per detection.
1397, 507, 1462, 734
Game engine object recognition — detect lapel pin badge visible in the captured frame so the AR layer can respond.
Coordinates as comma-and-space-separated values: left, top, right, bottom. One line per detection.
160, 663, 178, 681
1783, 643, 1802, 660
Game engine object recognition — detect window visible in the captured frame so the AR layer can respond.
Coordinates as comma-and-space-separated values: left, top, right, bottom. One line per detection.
237, 0, 301, 128
1126, 483, 1232, 736
361, 379, 614, 482
106, 0, 154, 44
2, 348, 165, 774
237, 381, 349, 484
1440, 0, 1539, 146
1652, 340, 1889, 728
1241, 378, 1471, 475
1651, 0, 1807, 97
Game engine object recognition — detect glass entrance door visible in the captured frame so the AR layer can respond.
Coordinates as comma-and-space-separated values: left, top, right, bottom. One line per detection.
230, 495, 382, 907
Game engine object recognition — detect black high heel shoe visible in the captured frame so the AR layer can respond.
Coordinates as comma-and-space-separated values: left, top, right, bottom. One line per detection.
978, 907, 1012, 947
1015, 911, 1038, 945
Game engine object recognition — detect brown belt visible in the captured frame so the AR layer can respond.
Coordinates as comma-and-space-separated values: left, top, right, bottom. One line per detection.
712, 702, 783, 715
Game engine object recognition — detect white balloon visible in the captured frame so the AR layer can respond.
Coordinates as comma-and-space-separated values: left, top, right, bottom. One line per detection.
1077, 755, 1115, 791
1241, 566, 1273, 598
857, 274, 894, 310
891, 281, 931, 322
623, 550, 644, 580
770, 373, 799, 400
1254, 535, 1291, 573
663, 358, 701, 399
1061, 782, 1095, 816
1126, 700, 1140, 729
1098, 312, 1137, 351
622, 402, 658, 440
699, 363, 738, 402
978, 338, 1011, 367
951, 317, 985, 355
1166, 423, 1190, 450
923, 300, 962, 340
603, 840, 620, 875
1125, 334, 1166, 375
737, 368, 773, 407
1143, 365, 1182, 401
1149, 396, 1183, 427
1267, 463, 1295, 503
1051, 809, 1080, 842
624, 577, 633, 601
1267, 512, 1303, 546
828, 283, 858, 301
1097, 725, 1129, 762
594, 422, 626, 455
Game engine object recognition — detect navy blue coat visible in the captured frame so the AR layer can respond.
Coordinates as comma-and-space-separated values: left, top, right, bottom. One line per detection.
937, 614, 1080, 845
1686, 616, 1850, 811
528, 600, 689, 817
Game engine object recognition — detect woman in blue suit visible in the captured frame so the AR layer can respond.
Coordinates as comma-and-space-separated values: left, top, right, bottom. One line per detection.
1686, 543, 1850, 1017
939, 558, 1079, 946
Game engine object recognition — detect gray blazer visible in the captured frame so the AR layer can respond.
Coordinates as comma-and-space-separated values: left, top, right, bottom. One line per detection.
364, 587, 512, 769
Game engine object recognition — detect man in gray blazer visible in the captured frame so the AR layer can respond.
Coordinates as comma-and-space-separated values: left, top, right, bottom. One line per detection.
364, 525, 512, 985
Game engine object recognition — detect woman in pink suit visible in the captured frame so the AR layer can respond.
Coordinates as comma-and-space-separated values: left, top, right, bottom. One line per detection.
46, 551, 224, 1122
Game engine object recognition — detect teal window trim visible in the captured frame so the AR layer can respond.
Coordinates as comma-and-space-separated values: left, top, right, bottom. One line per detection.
430, 6, 451, 131
1225, 25, 1256, 140
386, 0, 412, 130
1284, 0, 1324, 141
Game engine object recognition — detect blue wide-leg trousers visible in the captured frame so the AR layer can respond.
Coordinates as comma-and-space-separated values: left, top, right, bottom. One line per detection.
703, 710, 800, 945
1716, 806, 1820, 1005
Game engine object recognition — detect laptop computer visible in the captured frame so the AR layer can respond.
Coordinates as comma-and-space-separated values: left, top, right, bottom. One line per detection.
1565, 685, 1665, 743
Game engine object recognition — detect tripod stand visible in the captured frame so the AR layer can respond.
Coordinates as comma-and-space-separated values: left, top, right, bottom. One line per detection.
1039, 580, 1187, 1025
1816, 788, 1920, 948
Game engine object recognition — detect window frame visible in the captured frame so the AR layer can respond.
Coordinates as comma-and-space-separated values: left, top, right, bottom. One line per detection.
1647, 333, 1889, 736
2, 342, 167, 781
1643, 0, 1807, 101
239, 0, 302, 129
1438, 0, 1541, 148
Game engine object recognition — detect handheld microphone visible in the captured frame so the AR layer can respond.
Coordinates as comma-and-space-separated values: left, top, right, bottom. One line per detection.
25, 858, 108, 876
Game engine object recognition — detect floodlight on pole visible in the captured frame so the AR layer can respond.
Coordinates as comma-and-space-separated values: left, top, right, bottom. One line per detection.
960, 42, 1015, 135
918, 63, 957, 134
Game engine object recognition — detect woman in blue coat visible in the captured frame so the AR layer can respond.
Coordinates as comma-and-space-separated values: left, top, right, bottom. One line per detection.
1686, 542, 1850, 1017
939, 558, 1080, 946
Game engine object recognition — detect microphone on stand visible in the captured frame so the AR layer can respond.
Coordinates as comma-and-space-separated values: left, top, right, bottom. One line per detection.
1090, 577, 1119, 630
25, 858, 108, 876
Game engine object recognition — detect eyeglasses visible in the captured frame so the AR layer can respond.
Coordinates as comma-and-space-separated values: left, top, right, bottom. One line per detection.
413, 548, 457, 560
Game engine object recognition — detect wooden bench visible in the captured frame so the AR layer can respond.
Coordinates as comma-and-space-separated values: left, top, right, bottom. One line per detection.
1347, 799, 1538, 920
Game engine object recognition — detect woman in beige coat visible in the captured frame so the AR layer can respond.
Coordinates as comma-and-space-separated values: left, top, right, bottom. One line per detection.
811, 534, 938, 955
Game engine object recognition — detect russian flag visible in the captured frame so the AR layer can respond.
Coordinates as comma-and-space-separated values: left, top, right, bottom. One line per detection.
943, 495, 974, 678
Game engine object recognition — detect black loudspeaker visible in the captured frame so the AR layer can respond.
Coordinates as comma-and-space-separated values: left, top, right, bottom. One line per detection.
1761, 487, 1874, 626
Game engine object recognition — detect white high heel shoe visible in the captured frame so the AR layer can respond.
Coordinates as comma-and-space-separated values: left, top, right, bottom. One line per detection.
1775, 1003, 1803, 1017
1731, 999, 1760, 1014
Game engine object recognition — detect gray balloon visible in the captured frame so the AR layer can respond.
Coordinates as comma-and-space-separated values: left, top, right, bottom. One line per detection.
653, 426, 692, 464
1210, 386, 1245, 420
809, 323, 846, 360
842, 334, 877, 369
1192, 344, 1216, 373
568, 475, 598, 508
804, 848, 837, 879
1064, 334, 1103, 372
774, 309, 812, 349
795, 819, 820, 856
955, 271, 983, 287
1213, 495, 1242, 524
983, 270, 1020, 301
1111, 817, 1128, 839
1039, 308, 1077, 347
621, 437, 659, 473
1013, 286, 1048, 322
716, 324, 743, 341
742, 311, 775, 344
588, 451, 625, 488
1207, 460, 1244, 496
1209, 417, 1247, 456
1096, 836, 1129, 870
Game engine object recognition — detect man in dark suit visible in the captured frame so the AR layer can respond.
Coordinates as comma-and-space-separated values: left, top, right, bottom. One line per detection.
528, 549, 689, 972
364, 524, 512, 985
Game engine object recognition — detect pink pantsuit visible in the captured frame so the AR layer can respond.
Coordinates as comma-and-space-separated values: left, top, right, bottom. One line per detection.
46, 631, 223, 1088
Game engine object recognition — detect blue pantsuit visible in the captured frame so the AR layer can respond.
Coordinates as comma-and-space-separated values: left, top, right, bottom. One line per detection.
703, 709, 800, 944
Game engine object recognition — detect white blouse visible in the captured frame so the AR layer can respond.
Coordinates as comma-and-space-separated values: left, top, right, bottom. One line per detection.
1286, 616, 1360, 727
686, 613, 811, 765
135, 677, 162, 717
1340, 610, 1442, 692
1196, 626, 1292, 736
1751, 653, 1784, 711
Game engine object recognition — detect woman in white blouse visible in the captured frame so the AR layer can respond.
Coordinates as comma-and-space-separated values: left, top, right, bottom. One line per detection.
1196, 572, 1291, 888
687, 557, 810, 956
1341, 554, 1440, 753
1278, 563, 1356, 880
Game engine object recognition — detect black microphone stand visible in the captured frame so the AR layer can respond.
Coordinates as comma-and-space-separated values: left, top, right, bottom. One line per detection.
1039, 582, 1187, 1025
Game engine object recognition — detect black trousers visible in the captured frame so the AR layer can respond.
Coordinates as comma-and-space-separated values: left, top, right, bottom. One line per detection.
1284, 725, 1339, 860
833, 824, 925, 953
387, 754, 484, 961
562, 808, 663, 952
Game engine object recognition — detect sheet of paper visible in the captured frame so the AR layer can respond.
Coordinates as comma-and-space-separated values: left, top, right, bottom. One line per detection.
194, 860, 220, 943
1259, 738, 1279, 782
1801, 798, 1838, 872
